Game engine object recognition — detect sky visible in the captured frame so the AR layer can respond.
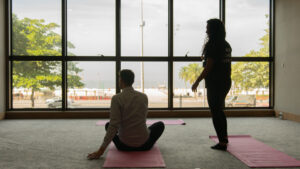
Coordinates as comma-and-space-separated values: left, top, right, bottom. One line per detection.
12, 0, 269, 89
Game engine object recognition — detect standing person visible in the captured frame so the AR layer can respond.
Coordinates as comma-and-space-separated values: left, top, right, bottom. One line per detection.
192, 19, 232, 151
87, 69, 165, 160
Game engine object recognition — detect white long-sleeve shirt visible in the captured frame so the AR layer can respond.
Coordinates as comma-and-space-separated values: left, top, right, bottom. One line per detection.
101, 86, 150, 148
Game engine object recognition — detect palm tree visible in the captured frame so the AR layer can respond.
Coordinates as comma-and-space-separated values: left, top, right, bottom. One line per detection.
179, 63, 203, 98
179, 67, 189, 88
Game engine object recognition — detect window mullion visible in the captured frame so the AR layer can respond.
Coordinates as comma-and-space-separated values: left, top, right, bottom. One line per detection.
62, 0, 68, 110
168, 0, 174, 109
116, 0, 121, 94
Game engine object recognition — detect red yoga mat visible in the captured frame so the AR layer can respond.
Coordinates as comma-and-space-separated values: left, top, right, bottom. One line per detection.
210, 135, 300, 168
96, 119, 186, 126
103, 144, 166, 168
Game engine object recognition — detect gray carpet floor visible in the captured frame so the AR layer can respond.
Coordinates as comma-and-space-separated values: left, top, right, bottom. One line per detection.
0, 117, 299, 169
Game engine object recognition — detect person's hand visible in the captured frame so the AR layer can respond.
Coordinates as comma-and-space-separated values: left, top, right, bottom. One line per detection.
200, 56, 204, 61
87, 149, 104, 160
192, 81, 199, 92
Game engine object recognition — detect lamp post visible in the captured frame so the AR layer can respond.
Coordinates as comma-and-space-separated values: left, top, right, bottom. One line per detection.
140, 0, 145, 93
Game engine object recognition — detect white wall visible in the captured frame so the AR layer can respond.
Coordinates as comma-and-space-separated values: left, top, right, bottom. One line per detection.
275, 0, 300, 115
0, 0, 5, 119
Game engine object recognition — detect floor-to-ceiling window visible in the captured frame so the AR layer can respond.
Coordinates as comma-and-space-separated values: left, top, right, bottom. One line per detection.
7, 0, 273, 111
227, 0, 271, 108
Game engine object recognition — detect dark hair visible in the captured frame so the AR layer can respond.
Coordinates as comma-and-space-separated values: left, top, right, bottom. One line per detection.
207, 18, 226, 40
119, 69, 135, 86
202, 19, 226, 56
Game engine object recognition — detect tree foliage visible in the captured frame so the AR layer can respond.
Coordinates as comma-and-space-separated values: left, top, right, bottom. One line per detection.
179, 63, 203, 86
231, 15, 269, 92
179, 16, 270, 94
179, 63, 203, 97
12, 14, 83, 107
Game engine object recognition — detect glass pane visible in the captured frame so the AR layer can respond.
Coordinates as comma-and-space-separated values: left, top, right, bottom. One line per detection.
174, 0, 219, 56
13, 61, 62, 108
174, 62, 269, 108
226, 0, 269, 57
67, 62, 115, 108
121, 62, 168, 108
12, 0, 61, 56
122, 0, 168, 56
174, 62, 208, 108
68, 0, 115, 56
230, 62, 269, 107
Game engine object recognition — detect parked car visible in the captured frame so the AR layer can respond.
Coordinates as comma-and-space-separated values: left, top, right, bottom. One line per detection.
46, 97, 73, 108
46, 97, 61, 104
225, 96, 237, 107
256, 99, 269, 107
226, 95, 256, 107
47, 99, 62, 108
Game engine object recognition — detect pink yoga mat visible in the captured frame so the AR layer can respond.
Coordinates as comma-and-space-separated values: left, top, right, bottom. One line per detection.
96, 119, 185, 126
103, 144, 166, 168
210, 135, 300, 168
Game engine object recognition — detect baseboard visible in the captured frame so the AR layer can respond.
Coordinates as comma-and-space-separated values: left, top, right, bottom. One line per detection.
275, 110, 300, 123
0, 113, 4, 120
5, 109, 274, 119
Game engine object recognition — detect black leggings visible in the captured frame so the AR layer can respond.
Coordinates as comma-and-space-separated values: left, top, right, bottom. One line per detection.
105, 121, 165, 151
207, 81, 231, 143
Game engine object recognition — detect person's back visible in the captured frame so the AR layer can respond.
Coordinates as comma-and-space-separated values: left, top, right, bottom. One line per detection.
116, 87, 149, 147
87, 69, 165, 160
204, 41, 232, 86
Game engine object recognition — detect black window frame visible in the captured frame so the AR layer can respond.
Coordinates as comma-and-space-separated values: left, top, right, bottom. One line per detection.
5, 0, 275, 111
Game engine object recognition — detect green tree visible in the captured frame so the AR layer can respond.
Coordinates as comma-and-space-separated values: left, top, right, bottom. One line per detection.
179, 63, 203, 97
12, 15, 83, 107
179, 66, 189, 88
231, 15, 269, 93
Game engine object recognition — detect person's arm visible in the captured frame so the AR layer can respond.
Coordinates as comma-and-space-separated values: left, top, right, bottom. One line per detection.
192, 57, 214, 92
87, 96, 121, 160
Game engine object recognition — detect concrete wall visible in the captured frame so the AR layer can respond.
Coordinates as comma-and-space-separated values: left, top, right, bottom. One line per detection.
275, 0, 300, 116
0, 0, 5, 119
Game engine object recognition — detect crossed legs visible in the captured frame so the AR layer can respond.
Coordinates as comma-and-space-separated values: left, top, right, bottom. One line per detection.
105, 121, 165, 151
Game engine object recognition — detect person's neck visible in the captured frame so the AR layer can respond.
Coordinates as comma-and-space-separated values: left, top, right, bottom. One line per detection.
121, 86, 133, 91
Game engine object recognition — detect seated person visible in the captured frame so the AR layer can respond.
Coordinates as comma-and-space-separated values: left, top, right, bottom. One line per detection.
88, 69, 165, 160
